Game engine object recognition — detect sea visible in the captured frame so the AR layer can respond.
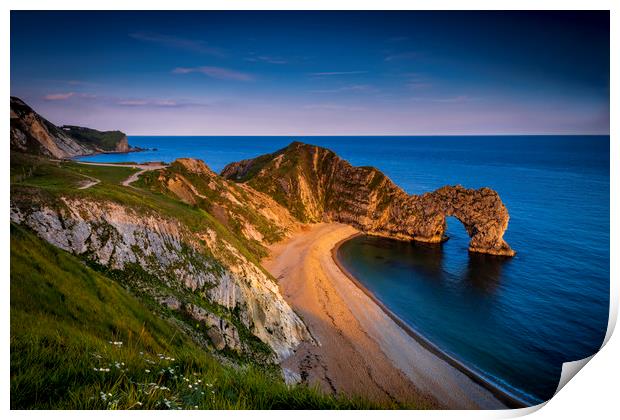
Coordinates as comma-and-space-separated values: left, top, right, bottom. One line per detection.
79, 135, 610, 406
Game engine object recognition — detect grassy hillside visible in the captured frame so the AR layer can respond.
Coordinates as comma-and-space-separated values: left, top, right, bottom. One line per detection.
10, 223, 382, 409
61, 125, 127, 151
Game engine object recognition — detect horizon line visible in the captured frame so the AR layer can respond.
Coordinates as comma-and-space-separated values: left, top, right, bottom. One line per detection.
124, 133, 611, 137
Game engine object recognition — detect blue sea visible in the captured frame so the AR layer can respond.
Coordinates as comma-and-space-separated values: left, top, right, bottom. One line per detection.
80, 135, 610, 406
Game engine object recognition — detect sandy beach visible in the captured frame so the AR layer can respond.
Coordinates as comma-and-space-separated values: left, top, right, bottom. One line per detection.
263, 222, 508, 409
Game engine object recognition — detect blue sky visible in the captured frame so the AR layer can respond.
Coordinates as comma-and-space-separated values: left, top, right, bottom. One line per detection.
10, 11, 609, 135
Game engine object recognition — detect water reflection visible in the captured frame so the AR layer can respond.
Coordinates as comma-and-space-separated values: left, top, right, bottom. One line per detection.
464, 252, 511, 294
353, 234, 510, 295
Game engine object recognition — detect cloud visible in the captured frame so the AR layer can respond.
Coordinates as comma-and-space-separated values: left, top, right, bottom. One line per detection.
43, 92, 75, 101
117, 100, 149, 106
172, 66, 254, 81
311, 85, 376, 94
406, 82, 433, 90
303, 103, 366, 111
385, 51, 420, 62
432, 95, 472, 103
246, 55, 288, 64
115, 97, 213, 108
130, 32, 223, 56
308, 71, 368, 76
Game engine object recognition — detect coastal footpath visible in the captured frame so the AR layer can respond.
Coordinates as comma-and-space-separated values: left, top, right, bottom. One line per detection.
10, 96, 517, 408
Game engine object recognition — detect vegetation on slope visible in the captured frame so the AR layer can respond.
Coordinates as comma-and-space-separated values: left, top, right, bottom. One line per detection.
61, 125, 127, 151
10, 153, 280, 348
137, 159, 292, 260
10, 223, 382, 409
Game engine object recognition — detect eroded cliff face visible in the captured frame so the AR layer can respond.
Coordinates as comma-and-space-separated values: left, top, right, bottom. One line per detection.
115, 135, 130, 152
10, 97, 131, 157
10, 196, 311, 360
10, 97, 94, 158
222, 142, 515, 256
140, 158, 299, 257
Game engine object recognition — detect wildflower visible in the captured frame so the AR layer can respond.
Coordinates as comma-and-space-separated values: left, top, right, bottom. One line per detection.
145, 369, 151, 373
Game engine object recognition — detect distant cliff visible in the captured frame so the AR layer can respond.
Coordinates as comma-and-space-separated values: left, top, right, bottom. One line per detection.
61, 125, 130, 152
222, 142, 515, 256
10, 96, 133, 158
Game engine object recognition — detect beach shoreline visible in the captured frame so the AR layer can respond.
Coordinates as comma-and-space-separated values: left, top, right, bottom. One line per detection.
331, 233, 529, 409
263, 223, 513, 409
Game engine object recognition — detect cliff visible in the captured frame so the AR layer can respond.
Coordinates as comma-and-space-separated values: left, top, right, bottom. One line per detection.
138, 157, 299, 258
10, 154, 312, 364
10, 96, 132, 157
222, 142, 515, 256
10, 96, 94, 158
61, 125, 131, 153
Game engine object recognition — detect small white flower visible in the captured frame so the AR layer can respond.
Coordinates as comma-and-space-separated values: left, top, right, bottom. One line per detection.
145, 369, 151, 373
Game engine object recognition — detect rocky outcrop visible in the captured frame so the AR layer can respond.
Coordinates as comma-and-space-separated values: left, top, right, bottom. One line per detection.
141, 158, 299, 257
10, 97, 131, 157
10, 196, 311, 359
115, 135, 130, 152
222, 142, 515, 256
10, 96, 94, 158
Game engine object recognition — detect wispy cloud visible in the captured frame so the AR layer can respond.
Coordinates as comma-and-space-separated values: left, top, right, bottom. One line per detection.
407, 83, 433, 90
43, 92, 75, 101
116, 97, 213, 108
304, 103, 366, 111
385, 51, 420, 62
65, 80, 96, 86
117, 99, 149, 106
130, 32, 223, 56
408, 95, 475, 104
172, 66, 254, 81
311, 85, 376, 94
431, 95, 472, 103
246, 55, 288, 64
308, 71, 368, 76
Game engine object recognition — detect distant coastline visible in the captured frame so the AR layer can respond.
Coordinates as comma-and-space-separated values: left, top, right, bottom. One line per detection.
331, 234, 530, 409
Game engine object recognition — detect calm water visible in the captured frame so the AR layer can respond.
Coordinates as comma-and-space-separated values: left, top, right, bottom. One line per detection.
81, 136, 609, 405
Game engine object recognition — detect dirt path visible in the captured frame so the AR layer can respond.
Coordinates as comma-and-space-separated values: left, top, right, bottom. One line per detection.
75, 161, 167, 187
77, 177, 100, 189
263, 223, 506, 409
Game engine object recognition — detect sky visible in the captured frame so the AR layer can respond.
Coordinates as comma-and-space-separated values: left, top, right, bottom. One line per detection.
10, 11, 610, 135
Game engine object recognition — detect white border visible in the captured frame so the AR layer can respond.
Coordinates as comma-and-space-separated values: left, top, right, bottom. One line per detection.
2, 1, 617, 419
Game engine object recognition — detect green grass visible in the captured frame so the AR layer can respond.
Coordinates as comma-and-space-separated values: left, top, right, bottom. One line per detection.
63, 162, 138, 184
61, 125, 126, 151
10, 223, 386, 409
